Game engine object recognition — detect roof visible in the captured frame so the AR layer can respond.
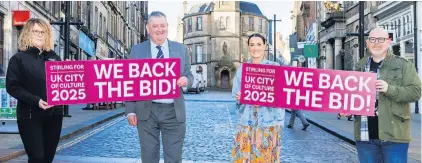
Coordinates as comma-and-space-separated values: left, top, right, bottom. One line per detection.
186, 1, 265, 17
239, 1, 263, 16
188, 3, 213, 14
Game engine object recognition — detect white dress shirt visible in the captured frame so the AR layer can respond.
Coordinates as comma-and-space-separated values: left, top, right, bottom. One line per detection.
127, 40, 175, 118
150, 39, 174, 104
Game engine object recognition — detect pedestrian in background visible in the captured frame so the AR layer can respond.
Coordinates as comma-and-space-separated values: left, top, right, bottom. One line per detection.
276, 54, 310, 131
287, 110, 310, 130
337, 113, 353, 121
232, 33, 285, 162
353, 27, 421, 163
6, 18, 65, 163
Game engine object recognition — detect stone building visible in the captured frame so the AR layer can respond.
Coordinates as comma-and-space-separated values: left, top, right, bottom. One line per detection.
373, 1, 417, 63
1, 1, 148, 68
317, 1, 346, 70
343, 1, 378, 71
315, 1, 379, 71
300, 1, 318, 68
182, 1, 268, 88
290, 1, 318, 67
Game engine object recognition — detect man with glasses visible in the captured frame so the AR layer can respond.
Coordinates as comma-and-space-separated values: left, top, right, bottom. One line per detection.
352, 27, 421, 162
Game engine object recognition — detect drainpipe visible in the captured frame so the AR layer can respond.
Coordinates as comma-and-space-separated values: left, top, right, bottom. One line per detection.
414, 1, 419, 113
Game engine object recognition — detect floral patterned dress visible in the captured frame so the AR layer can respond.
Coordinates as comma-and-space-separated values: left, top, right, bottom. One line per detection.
231, 59, 285, 163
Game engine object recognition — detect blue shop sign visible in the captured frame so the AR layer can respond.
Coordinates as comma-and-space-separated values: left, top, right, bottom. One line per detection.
79, 31, 95, 56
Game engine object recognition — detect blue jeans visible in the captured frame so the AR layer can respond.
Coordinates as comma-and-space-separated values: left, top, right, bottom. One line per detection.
356, 139, 409, 163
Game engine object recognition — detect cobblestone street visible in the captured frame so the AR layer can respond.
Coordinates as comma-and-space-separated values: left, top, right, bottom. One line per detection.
1, 0, 421, 162
42, 92, 360, 162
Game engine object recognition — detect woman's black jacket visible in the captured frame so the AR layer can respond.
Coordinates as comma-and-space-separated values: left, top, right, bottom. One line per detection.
6, 47, 64, 120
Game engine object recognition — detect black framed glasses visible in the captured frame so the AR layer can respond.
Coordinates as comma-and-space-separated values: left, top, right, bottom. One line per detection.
368, 37, 390, 43
32, 30, 45, 36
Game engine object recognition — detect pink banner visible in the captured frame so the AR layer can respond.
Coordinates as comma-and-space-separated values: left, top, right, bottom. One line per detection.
239, 63, 377, 116
46, 59, 181, 105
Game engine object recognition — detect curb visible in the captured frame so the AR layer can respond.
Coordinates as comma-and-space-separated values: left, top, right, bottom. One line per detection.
0, 149, 26, 163
0, 108, 124, 162
286, 110, 356, 146
60, 109, 124, 141
185, 99, 236, 102
202, 87, 231, 92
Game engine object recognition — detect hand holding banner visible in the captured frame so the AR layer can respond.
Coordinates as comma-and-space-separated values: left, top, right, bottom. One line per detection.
240, 63, 377, 116
46, 58, 181, 105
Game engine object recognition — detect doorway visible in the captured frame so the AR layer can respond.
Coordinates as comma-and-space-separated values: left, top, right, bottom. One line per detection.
220, 70, 230, 88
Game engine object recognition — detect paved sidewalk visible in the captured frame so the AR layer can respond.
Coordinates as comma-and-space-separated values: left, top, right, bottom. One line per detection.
8, 155, 231, 163
298, 110, 421, 162
0, 104, 124, 162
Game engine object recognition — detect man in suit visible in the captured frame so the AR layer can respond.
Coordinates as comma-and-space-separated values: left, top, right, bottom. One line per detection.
126, 11, 193, 163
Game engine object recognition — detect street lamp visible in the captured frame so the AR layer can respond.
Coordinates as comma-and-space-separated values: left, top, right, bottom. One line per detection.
268, 15, 282, 62
50, 2, 84, 117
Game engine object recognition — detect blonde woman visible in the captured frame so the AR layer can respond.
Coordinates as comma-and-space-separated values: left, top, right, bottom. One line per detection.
6, 18, 64, 163
232, 33, 285, 163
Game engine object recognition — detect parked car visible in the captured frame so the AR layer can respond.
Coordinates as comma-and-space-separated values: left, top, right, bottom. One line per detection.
183, 64, 207, 94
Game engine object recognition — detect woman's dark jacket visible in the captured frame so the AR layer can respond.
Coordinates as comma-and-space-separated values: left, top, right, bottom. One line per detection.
6, 47, 64, 120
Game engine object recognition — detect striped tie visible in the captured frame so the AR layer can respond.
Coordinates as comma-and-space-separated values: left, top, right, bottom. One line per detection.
156, 46, 164, 59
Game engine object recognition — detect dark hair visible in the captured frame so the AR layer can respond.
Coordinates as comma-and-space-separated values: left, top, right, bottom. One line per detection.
247, 33, 266, 44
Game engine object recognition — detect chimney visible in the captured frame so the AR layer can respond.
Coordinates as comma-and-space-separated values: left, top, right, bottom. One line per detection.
183, 1, 188, 16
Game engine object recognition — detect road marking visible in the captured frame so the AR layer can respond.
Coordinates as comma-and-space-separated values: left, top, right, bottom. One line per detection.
339, 142, 357, 154
56, 116, 125, 151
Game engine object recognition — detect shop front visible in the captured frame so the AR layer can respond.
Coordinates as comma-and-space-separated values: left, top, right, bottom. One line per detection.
95, 39, 110, 60
79, 31, 95, 60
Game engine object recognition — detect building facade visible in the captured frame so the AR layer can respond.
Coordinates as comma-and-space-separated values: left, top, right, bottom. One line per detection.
343, 1, 378, 71
373, 1, 416, 62
373, 1, 419, 113
183, 1, 268, 89
274, 32, 290, 62
0, 2, 16, 75
101, 1, 148, 60
417, 1, 422, 112
289, 1, 319, 67
289, 1, 302, 66
300, 1, 318, 68
0, 1, 148, 76
317, 1, 346, 70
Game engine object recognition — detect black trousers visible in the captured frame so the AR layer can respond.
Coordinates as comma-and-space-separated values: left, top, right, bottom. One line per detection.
17, 115, 63, 163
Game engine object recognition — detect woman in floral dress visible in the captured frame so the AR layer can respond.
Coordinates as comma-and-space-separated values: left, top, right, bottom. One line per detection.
231, 33, 286, 163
